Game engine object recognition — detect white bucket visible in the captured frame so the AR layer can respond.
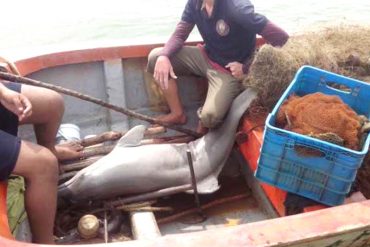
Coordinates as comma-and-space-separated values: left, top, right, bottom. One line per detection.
56, 123, 81, 144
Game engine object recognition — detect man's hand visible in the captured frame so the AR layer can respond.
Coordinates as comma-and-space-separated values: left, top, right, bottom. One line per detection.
225, 62, 244, 79
153, 55, 177, 90
0, 87, 32, 121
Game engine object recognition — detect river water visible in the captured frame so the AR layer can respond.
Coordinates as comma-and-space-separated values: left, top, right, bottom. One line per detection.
0, 0, 369, 50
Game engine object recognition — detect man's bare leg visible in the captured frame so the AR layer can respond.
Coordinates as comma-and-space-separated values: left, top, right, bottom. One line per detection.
157, 78, 187, 125
12, 141, 58, 244
20, 85, 83, 161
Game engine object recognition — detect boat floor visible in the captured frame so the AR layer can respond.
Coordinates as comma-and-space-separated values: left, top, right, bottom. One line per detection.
157, 176, 269, 236
57, 175, 269, 244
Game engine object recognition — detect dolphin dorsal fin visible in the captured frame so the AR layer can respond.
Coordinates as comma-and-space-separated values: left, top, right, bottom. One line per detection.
116, 125, 146, 147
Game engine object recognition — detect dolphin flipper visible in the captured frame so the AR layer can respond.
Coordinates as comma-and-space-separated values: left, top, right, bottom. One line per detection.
116, 125, 146, 148
191, 175, 220, 194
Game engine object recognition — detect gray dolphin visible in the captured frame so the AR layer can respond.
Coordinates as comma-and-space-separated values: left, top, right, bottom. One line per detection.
58, 88, 257, 200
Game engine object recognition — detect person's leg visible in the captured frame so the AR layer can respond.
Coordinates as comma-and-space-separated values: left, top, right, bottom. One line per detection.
0, 83, 58, 244
19, 84, 83, 161
147, 46, 209, 125
12, 140, 58, 244
0, 128, 57, 243
154, 77, 187, 124
200, 70, 242, 129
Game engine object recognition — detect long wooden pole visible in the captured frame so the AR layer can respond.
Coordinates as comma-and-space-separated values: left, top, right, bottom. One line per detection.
78, 126, 166, 147
0, 72, 201, 138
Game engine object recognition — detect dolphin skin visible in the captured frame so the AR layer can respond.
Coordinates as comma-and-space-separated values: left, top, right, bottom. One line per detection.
58, 88, 257, 201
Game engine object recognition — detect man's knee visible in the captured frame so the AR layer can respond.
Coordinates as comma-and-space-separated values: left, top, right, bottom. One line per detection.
32, 148, 59, 182
147, 47, 163, 74
199, 108, 223, 129
51, 91, 64, 110
46, 90, 65, 119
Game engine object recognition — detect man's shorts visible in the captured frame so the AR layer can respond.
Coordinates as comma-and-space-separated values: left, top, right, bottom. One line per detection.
0, 82, 21, 181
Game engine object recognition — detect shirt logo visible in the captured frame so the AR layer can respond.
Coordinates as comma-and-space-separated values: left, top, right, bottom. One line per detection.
216, 19, 230, 36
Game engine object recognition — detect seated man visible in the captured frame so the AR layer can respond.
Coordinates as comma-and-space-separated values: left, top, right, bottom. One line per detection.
0, 80, 82, 244
147, 0, 289, 133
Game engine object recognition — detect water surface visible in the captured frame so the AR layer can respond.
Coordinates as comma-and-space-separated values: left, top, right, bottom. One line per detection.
1, 0, 369, 50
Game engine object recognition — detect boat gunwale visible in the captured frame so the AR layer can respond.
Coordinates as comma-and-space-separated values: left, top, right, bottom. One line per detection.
11, 41, 200, 76
1, 200, 370, 247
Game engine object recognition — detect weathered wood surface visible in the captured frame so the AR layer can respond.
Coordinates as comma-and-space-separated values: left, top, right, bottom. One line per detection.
1, 201, 370, 247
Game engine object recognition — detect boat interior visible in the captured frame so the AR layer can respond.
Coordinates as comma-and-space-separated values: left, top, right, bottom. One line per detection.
18, 44, 274, 243
0, 41, 369, 247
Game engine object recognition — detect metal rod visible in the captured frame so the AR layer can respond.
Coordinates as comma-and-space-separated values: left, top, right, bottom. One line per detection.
186, 150, 205, 219
104, 210, 108, 243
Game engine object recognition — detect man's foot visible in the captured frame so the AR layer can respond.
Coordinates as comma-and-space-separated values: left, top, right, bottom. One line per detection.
155, 113, 187, 125
55, 142, 84, 161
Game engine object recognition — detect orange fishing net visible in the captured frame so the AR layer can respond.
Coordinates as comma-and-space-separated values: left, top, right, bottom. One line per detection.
276, 92, 361, 150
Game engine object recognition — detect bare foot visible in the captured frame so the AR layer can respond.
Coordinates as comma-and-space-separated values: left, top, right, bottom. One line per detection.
155, 113, 187, 125
55, 141, 84, 161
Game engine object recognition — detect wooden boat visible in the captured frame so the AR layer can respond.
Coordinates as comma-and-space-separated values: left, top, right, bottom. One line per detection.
0, 40, 370, 247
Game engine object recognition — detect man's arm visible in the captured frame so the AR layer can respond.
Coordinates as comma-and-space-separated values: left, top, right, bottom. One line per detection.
242, 21, 289, 74
154, 21, 194, 90
259, 20, 289, 47
0, 81, 32, 121
160, 21, 194, 57
228, 1, 289, 74
153, 0, 196, 89
229, 2, 289, 46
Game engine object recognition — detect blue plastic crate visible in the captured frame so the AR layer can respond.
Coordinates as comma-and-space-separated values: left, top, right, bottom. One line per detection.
255, 66, 370, 206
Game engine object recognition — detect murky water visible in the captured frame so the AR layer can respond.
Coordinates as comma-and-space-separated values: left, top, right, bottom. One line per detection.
0, 0, 369, 50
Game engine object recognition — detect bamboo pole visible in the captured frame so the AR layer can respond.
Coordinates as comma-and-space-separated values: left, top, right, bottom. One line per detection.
79, 131, 122, 147
0, 72, 201, 138
81, 145, 115, 158
79, 126, 166, 147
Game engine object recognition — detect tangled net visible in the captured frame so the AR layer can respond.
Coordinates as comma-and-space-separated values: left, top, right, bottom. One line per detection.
276, 93, 361, 150
243, 25, 370, 110
241, 24, 370, 198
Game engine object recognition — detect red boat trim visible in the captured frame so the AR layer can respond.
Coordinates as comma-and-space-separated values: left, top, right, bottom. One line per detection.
0, 182, 13, 239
